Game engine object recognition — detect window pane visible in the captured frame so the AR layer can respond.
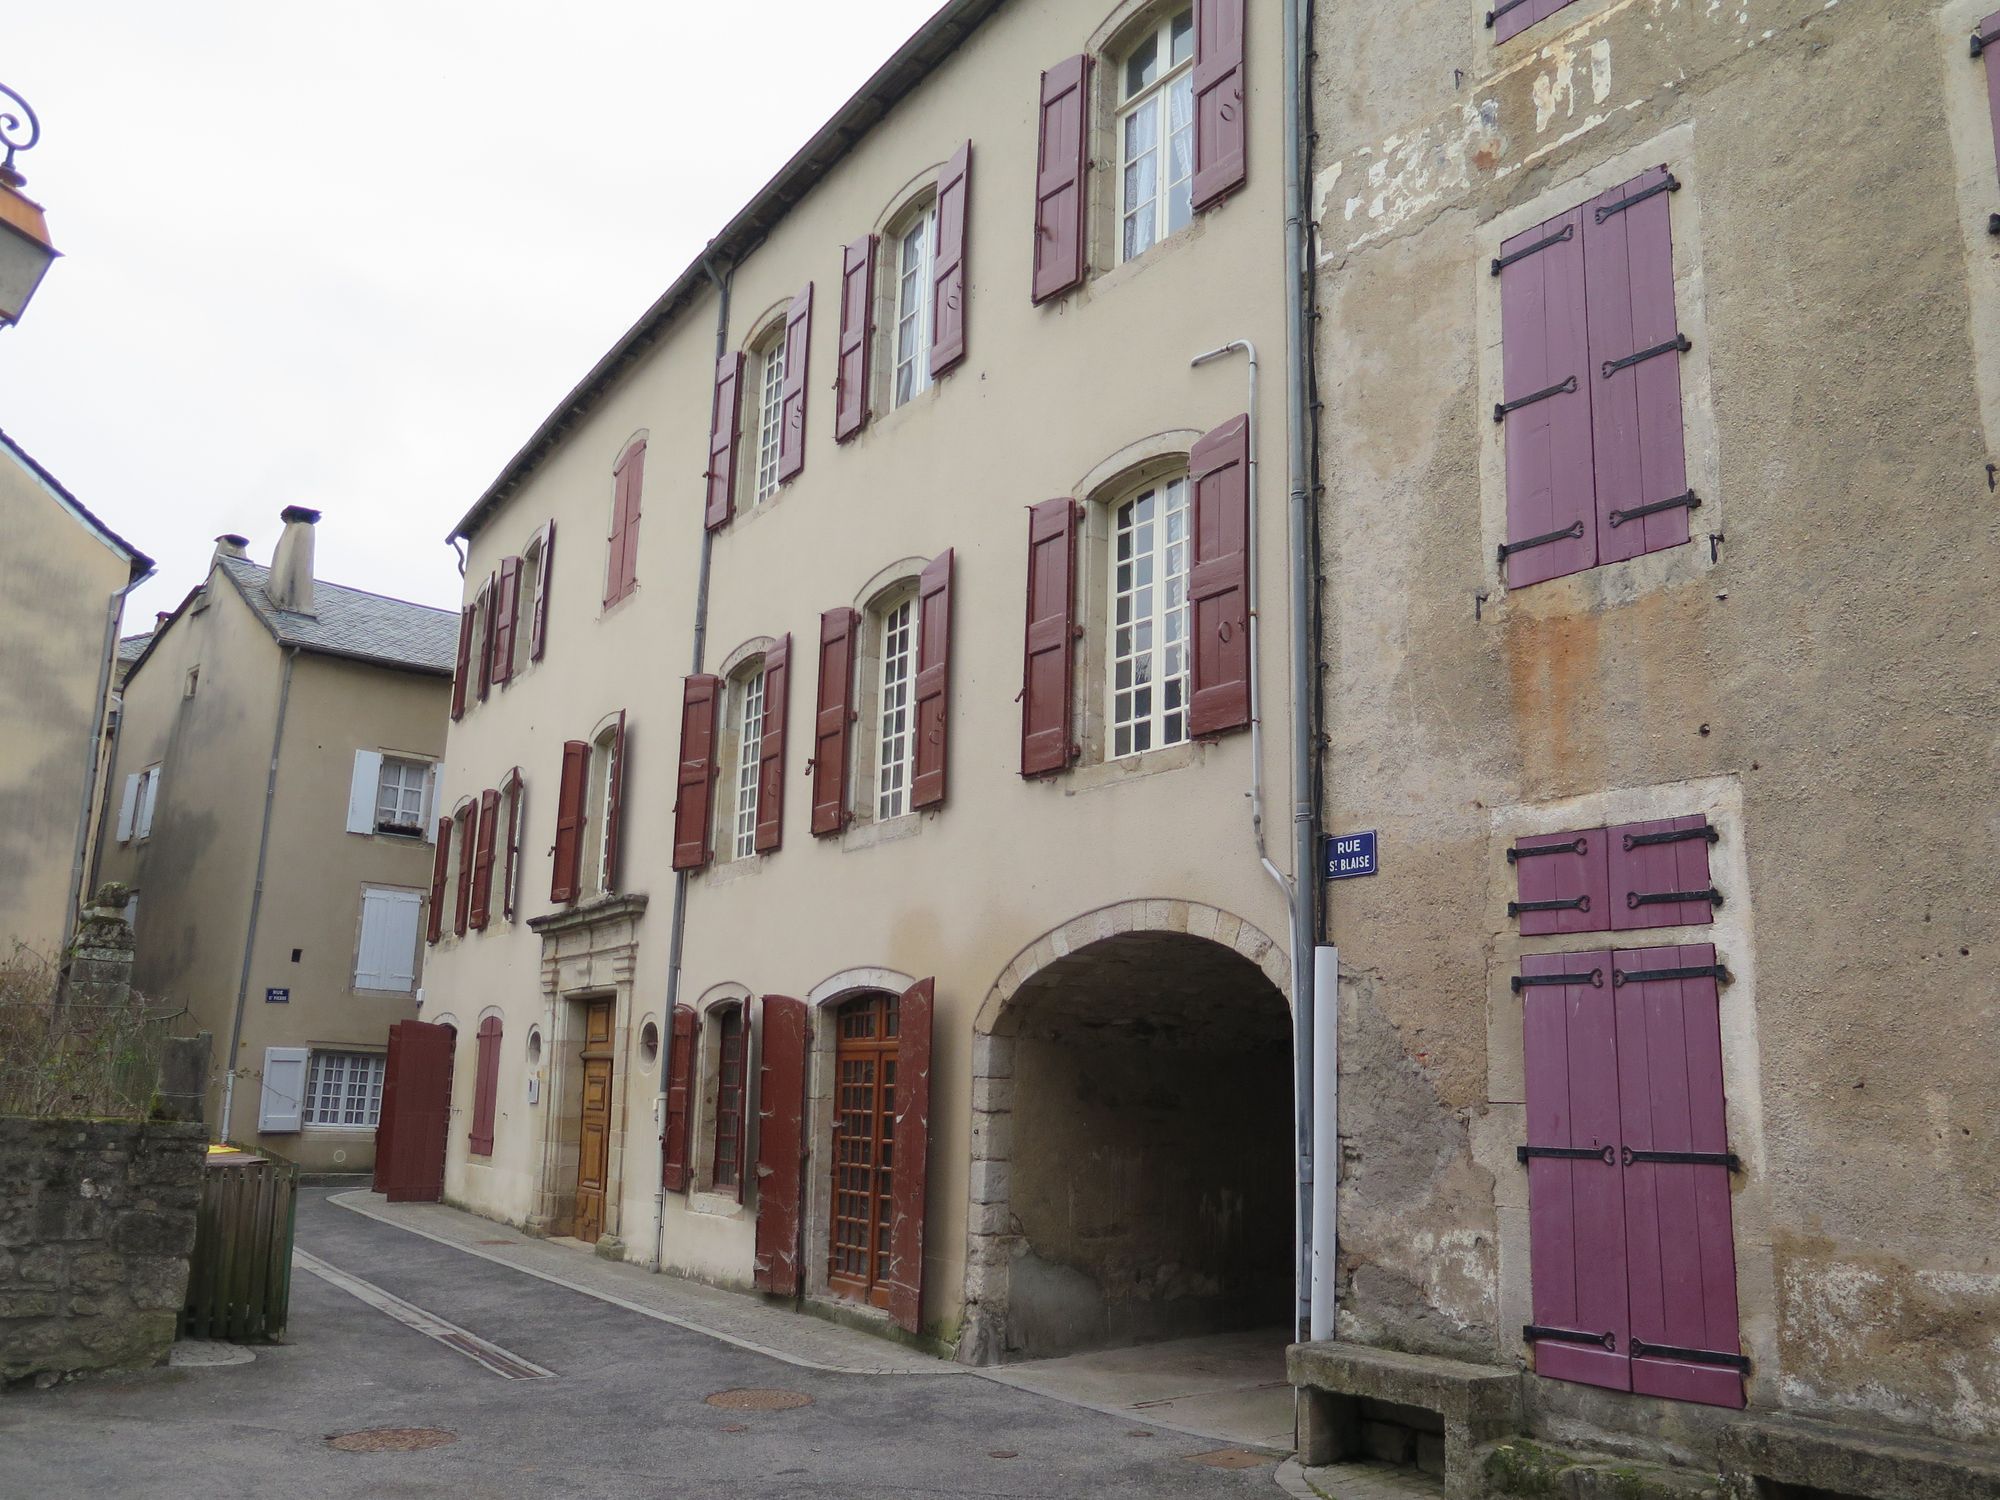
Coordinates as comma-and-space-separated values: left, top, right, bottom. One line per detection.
1124, 31, 1158, 96
755, 340, 786, 503
894, 207, 935, 408
1170, 10, 1194, 67
733, 670, 766, 859
1109, 477, 1192, 760
1167, 74, 1195, 235
877, 599, 916, 819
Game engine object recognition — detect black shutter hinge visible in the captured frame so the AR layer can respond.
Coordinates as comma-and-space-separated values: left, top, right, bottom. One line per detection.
1609, 490, 1701, 530
1491, 222, 1574, 276
1517, 1143, 1615, 1164
1601, 332, 1691, 379
1622, 824, 1719, 851
1626, 886, 1722, 910
1630, 1338, 1750, 1372
1614, 962, 1733, 988
1486, 0, 1533, 25
1512, 965, 1604, 992
1989, 212, 1999, 236
1494, 374, 1578, 423
1974, 26, 2000, 56
1507, 835, 1587, 863
1508, 893, 1592, 918
1498, 520, 1586, 564
1622, 1145, 1741, 1171
1594, 172, 1680, 223
1524, 1324, 1617, 1350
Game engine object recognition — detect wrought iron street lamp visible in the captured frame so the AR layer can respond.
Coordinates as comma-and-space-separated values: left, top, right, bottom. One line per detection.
0, 81, 58, 326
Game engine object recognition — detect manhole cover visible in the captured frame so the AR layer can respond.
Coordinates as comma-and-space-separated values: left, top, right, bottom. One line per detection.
326, 1427, 458, 1453
704, 1388, 813, 1411
1184, 1447, 1271, 1470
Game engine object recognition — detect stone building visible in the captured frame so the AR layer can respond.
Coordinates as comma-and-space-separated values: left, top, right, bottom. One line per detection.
1297, 0, 2000, 1486
414, 0, 1304, 1364
95, 511, 456, 1172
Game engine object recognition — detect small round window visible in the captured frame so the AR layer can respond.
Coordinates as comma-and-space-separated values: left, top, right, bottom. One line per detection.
526, 1025, 543, 1064
640, 1018, 660, 1067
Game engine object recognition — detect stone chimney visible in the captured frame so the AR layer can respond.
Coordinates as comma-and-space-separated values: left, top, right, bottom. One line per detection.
266, 507, 320, 615
210, 533, 248, 567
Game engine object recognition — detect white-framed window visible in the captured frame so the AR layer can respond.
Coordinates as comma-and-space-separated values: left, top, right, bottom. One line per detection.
355, 886, 422, 992
876, 596, 917, 819
303, 1050, 386, 1129
514, 531, 546, 677
584, 719, 622, 896
753, 335, 787, 506
183, 666, 199, 699
732, 667, 767, 860
119, 764, 162, 842
375, 757, 430, 836
893, 202, 938, 407
1110, 475, 1192, 758
1117, 8, 1196, 264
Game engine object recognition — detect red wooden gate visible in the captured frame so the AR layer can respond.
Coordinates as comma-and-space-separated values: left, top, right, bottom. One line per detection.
374, 1019, 455, 1203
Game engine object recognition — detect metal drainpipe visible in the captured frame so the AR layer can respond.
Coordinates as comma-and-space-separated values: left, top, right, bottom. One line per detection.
654, 253, 731, 1272
219, 645, 299, 1143
1281, 0, 1325, 1346
62, 575, 147, 963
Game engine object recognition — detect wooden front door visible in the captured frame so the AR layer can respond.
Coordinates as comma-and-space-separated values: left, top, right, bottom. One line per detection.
829, 990, 899, 1308
575, 999, 615, 1244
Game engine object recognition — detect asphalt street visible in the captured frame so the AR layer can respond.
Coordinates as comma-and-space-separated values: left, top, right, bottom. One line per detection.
0, 1187, 1287, 1499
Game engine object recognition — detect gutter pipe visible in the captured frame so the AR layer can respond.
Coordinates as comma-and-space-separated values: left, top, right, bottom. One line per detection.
64, 571, 149, 961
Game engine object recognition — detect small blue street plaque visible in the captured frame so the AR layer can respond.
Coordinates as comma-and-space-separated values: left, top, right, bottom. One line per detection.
1324, 831, 1379, 881
265, 987, 290, 1004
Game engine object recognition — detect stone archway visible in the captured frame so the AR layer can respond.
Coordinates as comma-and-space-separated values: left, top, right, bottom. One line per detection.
958, 900, 1291, 1366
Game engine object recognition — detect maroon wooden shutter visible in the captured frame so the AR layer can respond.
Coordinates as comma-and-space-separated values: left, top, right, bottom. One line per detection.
550, 739, 588, 903
732, 1004, 756, 1205
607, 440, 645, 604
453, 803, 476, 937
1519, 949, 1630, 1392
884, 976, 934, 1333
672, 677, 720, 871
1981, 15, 2000, 223
706, 352, 745, 531
1497, 204, 1596, 587
1032, 55, 1091, 304
1188, 413, 1252, 736
661, 1003, 696, 1192
500, 769, 522, 921
469, 787, 499, 930
468, 1015, 501, 1156
1585, 166, 1692, 567
912, 550, 953, 810
1021, 498, 1079, 777
492, 556, 521, 686
931, 142, 972, 375
451, 607, 473, 719
426, 817, 451, 943
753, 993, 808, 1295
1508, 826, 1610, 937
530, 521, 556, 662
1191, 0, 1247, 210
777, 285, 813, 483
811, 608, 860, 836
1613, 942, 1744, 1408
602, 709, 627, 893
1608, 815, 1717, 932
835, 238, 875, 442
754, 635, 791, 854
476, 577, 496, 701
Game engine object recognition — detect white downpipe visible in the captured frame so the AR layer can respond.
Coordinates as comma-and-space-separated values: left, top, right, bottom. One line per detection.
1310, 945, 1338, 1340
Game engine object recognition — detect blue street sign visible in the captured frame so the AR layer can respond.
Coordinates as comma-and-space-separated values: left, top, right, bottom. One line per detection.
264, 987, 290, 1004
1324, 831, 1378, 881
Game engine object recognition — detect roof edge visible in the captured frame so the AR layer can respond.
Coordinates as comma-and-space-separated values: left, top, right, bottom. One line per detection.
0, 426, 155, 579
448, 0, 1007, 544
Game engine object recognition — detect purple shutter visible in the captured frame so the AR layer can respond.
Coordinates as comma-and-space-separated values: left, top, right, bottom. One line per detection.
469, 787, 499, 930
454, 803, 476, 937
811, 608, 859, 836
450, 607, 473, 720
1520, 949, 1631, 1392
468, 1015, 501, 1156
911, 550, 953, 809
754, 635, 791, 854
1613, 943, 1744, 1408
530, 521, 556, 662
1497, 205, 1596, 588
426, 818, 450, 944
672, 677, 719, 871
1191, 0, 1247, 210
661, 1004, 696, 1192
1585, 166, 1692, 567
931, 143, 972, 375
475, 577, 496, 701
777, 285, 813, 483
1032, 55, 1091, 304
706, 352, 745, 531
491, 556, 521, 686
551, 739, 588, 903
1509, 827, 1610, 937
607, 442, 645, 605
836, 238, 875, 442
1608, 815, 1717, 932
1021, 498, 1079, 777
753, 994, 808, 1295
1188, 414, 1252, 736
1492, 0, 1574, 45
883, 977, 933, 1333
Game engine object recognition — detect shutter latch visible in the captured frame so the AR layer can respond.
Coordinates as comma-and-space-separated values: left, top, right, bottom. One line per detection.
1626, 886, 1723, 910
1507, 835, 1587, 863
1524, 1324, 1617, 1350
1516, 1144, 1615, 1164
1622, 824, 1719, 851
1630, 1337, 1750, 1373
1507, 894, 1591, 918
1511, 965, 1604, 991
1498, 520, 1586, 564
1614, 962, 1733, 987
1594, 172, 1680, 223
1601, 332, 1691, 379
1494, 374, 1578, 423
1622, 1146, 1741, 1171
1607, 490, 1700, 528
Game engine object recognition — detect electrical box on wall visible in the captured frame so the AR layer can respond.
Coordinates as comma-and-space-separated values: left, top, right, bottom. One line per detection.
526, 1075, 540, 1106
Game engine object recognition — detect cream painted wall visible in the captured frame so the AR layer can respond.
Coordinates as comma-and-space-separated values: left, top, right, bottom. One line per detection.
426, 0, 1293, 1348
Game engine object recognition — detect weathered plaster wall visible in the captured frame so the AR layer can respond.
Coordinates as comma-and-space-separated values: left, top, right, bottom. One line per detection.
1314, 0, 1999, 1447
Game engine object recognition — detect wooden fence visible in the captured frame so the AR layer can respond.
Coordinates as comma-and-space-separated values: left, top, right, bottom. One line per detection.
180, 1154, 297, 1342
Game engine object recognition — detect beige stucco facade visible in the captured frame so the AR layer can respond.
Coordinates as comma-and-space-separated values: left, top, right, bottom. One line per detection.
1313, 0, 1998, 1461
427, 0, 1301, 1360
0, 436, 149, 962
95, 524, 452, 1171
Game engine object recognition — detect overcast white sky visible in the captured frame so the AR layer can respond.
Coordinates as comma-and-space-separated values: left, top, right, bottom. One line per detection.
1, 1, 943, 627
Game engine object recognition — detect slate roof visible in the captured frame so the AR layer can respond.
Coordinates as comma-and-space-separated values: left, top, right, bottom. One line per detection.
217, 557, 458, 676
117, 632, 153, 665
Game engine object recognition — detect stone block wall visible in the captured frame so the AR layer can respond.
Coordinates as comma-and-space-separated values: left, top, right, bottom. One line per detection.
0, 1117, 207, 1386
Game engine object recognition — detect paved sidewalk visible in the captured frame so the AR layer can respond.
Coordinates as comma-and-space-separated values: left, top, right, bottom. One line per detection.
331, 1188, 948, 1376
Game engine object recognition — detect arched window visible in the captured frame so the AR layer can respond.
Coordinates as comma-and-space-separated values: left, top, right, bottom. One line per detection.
885, 194, 938, 407
723, 656, 769, 861
1107, 469, 1192, 756
1115, 7, 1195, 263
746, 321, 788, 509
870, 583, 920, 820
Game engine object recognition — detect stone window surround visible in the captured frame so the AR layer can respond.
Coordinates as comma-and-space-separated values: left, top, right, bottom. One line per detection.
524, 893, 648, 1247
956, 898, 1289, 1366
687, 982, 757, 1220
1472, 773, 1778, 1410
1476, 120, 1724, 617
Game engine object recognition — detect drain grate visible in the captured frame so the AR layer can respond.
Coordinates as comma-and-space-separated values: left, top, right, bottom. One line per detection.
326, 1427, 458, 1453
1184, 1447, 1272, 1470
704, 1388, 814, 1411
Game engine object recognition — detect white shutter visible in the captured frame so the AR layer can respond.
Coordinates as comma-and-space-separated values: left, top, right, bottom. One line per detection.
137, 768, 160, 838
116, 773, 139, 842
347, 750, 384, 834
356, 888, 421, 992
258, 1047, 310, 1133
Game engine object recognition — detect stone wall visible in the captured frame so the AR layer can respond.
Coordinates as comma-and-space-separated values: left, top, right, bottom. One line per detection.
0, 1117, 206, 1386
